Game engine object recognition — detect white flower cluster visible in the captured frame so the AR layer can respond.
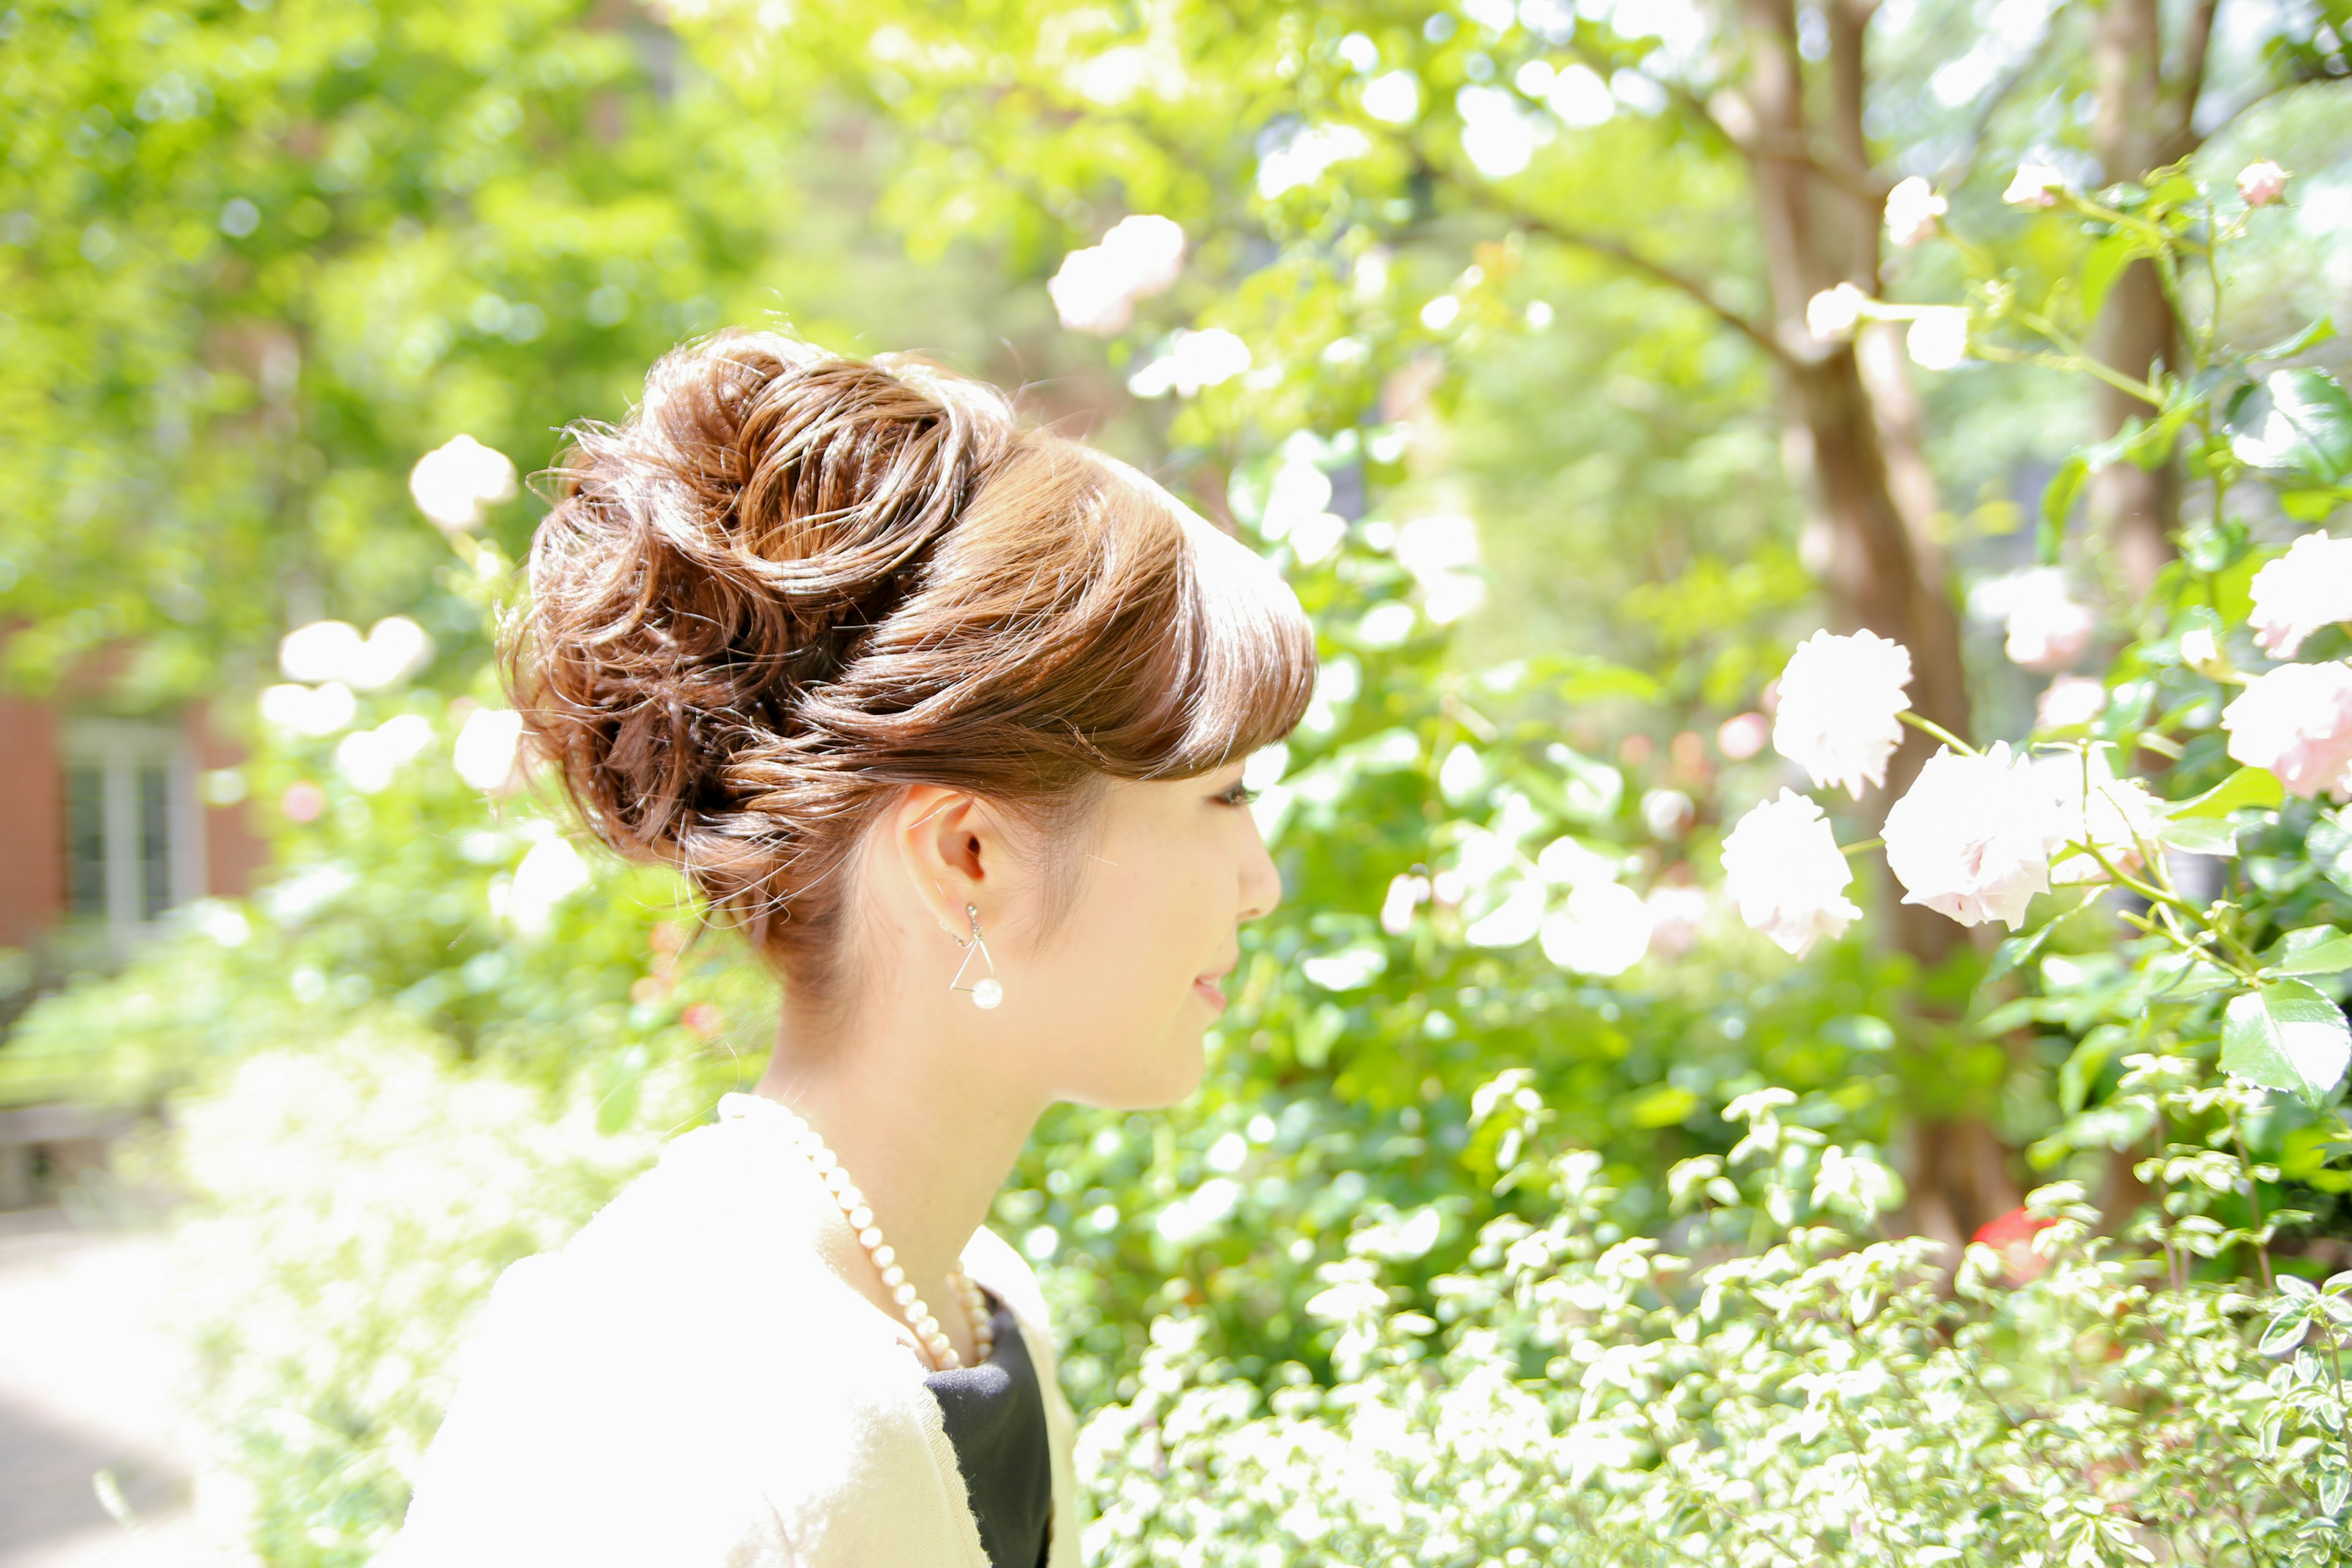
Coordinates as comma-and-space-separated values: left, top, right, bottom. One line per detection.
1987, 565, 2095, 672
278, 616, 434, 690
1882, 176, 1946, 248
1047, 214, 1186, 336
1799, 283, 1970, 369
1126, 326, 1251, 398
1719, 790, 1860, 957
260, 617, 434, 738
1711, 524, 2352, 952
2220, 529, 2352, 799
1771, 628, 1913, 799
409, 435, 518, 534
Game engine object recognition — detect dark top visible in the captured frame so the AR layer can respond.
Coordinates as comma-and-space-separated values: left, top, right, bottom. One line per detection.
922, 1291, 1053, 1568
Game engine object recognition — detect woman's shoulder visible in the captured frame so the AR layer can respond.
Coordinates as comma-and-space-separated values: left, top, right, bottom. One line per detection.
957, 1223, 1054, 1355
390, 1107, 976, 1566
957, 1222, 1085, 1567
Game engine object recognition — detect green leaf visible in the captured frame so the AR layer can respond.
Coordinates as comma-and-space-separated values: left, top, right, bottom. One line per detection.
2230, 368, 2352, 484
2287, 1129, 2352, 1193
1987, 921, 2062, 986
1542, 744, 1624, 824
2168, 766, 2285, 819
2280, 486, 2352, 524
2157, 816, 2240, 855
2260, 1305, 2313, 1355
1988, 890, 2103, 984
2222, 981, 2352, 1105
2078, 232, 2151, 326
2085, 401, 2194, 473
2058, 1028, 2119, 1115
2146, 951, 2237, 998
2310, 812, 2352, 897
2251, 316, 2337, 363
2209, 549, 2266, 628
2038, 454, 2089, 564
2265, 927, 2352, 978
1533, 653, 1664, 705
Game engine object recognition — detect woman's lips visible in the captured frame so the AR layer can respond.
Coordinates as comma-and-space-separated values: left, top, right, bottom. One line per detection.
1193, 976, 1229, 1009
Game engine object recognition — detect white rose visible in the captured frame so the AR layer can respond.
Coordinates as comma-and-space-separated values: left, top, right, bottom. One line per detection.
1882, 742, 2067, 929
454, 707, 526, 793
2038, 746, 2169, 883
1806, 282, 1867, 341
2001, 568, 2096, 672
2250, 532, 2352, 658
1643, 884, 1711, 958
1049, 246, 1137, 336
1719, 790, 1863, 958
279, 619, 364, 684
409, 435, 518, 533
2035, 674, 2106, 731
2221, 660, 2352, 798
1905, 307, 1970, 371
1771, 629, 1915, 799
1882, 176, 1947, 248
1096, 214, 1186, 297
1126, 328, 1253, 398
2237, 159, 2289, 208
1539, 881, 1653, 976
2002, 162, 2065, 208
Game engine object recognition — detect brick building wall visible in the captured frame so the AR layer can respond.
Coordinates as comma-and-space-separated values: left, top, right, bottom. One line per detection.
0, 654, 269, 963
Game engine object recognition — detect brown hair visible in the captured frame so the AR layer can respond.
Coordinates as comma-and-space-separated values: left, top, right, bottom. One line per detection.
503, 331, 1315, 1002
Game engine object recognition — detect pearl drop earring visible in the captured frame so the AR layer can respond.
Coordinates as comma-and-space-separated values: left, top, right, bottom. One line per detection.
948, 903, 1003, 1009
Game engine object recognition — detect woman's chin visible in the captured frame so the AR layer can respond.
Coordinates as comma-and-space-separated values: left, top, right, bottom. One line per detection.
1073, 1027, 1207, 1112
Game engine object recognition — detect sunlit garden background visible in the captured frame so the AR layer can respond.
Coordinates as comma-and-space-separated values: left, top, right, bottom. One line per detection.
9, 0, 2352, 1561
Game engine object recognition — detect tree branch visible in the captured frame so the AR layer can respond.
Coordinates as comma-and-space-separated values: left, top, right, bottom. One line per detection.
1933, 56, 2037, 192
2172, 0, 2221, 144
1468, 181, 1793, 364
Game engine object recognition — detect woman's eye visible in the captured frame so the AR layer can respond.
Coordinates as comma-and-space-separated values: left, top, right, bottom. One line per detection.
1218, 781, 1260, 807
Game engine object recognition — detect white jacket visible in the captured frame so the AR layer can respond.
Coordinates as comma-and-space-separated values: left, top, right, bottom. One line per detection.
384, 1093, 1082, 1567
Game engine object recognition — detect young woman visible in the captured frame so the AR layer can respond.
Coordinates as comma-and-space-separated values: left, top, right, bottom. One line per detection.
383, 333, 1316, 1567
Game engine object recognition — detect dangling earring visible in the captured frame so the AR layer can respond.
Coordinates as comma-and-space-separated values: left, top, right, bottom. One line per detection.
949, 904, 1003, 1010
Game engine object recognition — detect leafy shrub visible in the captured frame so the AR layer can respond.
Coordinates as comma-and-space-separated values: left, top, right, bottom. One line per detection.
151, 1027, 685, 1566
1082, 1081, 2352, 1568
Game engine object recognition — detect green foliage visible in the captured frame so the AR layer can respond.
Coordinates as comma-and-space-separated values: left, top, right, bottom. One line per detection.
0, 0, 1036, 704
151, 1029, 679, 1564
7, 666, 770, 1114
1082, 1085, 2352, 1567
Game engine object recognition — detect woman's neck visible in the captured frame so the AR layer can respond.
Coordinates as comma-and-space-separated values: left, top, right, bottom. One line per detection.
752, 995, 1042, 1363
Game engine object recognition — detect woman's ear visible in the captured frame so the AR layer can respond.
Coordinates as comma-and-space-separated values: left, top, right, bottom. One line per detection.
884, 785, 1006, 936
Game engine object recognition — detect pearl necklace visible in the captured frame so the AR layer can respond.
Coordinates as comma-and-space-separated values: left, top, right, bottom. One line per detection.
736, 1095, 992, 1371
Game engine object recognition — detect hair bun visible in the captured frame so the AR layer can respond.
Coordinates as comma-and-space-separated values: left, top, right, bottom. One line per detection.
514, 333, 1011, 849
505, 331, 1314, 1004
614, 332, 1012, 656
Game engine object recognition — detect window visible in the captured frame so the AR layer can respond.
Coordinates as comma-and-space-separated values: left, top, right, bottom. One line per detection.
59, 717, 202, 943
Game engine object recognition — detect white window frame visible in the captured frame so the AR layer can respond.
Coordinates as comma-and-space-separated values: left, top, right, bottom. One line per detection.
58, 715, 205, 950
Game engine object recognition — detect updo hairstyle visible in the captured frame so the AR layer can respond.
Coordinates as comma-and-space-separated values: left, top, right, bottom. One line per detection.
503, 331, 1316, 1004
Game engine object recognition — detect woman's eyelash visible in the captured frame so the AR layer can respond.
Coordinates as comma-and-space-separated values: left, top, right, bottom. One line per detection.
1218, 782, 1260, 806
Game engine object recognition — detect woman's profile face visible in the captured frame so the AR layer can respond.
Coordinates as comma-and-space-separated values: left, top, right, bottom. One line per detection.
1008, 761, 1282, 1111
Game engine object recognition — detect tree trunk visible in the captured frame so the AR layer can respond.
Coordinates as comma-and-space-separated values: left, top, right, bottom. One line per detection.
1741, 0, 2016, 1252
2086, 0, 2214, 596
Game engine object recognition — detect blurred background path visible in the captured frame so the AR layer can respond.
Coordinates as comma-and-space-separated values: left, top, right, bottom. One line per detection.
0, 1210, 204, 1568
